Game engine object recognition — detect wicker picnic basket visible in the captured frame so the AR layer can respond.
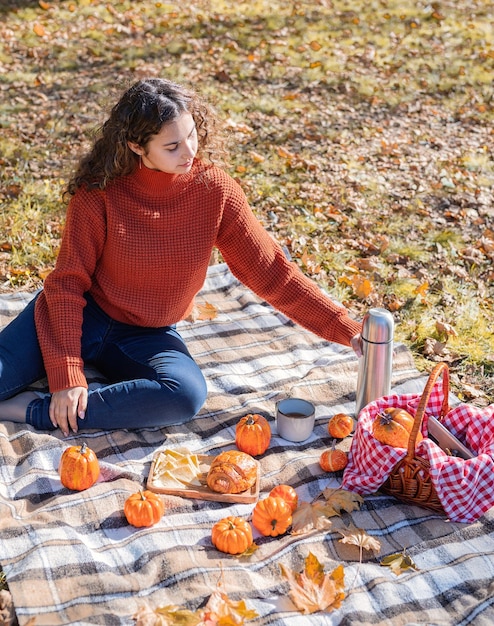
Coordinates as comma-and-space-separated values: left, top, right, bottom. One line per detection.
379, 362, 450, 513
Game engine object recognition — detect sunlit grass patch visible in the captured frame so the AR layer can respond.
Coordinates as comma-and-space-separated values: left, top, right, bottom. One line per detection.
1, 0, 492, 399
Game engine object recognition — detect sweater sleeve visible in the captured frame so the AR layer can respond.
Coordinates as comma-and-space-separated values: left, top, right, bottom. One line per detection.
215, 180, 362, 347
34, 188, 107, 392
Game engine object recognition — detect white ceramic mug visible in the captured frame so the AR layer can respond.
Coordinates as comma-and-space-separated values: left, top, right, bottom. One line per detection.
276, 398, 315, 442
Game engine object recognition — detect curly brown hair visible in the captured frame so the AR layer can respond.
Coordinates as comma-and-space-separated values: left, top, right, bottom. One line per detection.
65, 78, 228, 196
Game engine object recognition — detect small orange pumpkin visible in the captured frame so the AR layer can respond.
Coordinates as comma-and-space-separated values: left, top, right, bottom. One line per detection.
372, 407, 421, 448
252, 496, 292, 537
124, 490, 165, 527
211, 516, 253, 555
328, 413, 354, 439
58, 442, 100, 491
269, 484, 298, 513
235, 413, 271, 456
319, 445, 348, 472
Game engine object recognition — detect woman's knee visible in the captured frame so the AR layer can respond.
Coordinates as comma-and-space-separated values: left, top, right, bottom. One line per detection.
161, 366, 207, 422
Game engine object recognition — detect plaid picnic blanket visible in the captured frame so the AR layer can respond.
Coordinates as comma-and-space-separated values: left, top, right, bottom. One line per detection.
1, 263, 493, 625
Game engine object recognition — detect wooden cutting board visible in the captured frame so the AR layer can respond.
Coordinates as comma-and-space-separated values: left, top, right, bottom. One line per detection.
146, 452, 260, 504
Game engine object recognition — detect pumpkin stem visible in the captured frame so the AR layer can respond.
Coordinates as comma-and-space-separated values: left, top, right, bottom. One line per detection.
80, 442, 88, 454
377, 411, 393, 425
245, 414, 255, 425
138, 490, 147, 500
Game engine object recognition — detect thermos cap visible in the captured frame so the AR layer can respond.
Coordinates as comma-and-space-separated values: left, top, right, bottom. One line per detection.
361, 307, 394, 344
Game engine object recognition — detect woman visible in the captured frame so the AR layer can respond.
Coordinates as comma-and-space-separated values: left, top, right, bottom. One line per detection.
0, 78, 362, 437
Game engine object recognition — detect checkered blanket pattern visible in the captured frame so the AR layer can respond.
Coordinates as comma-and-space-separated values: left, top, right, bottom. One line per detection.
1, 264, 493, 625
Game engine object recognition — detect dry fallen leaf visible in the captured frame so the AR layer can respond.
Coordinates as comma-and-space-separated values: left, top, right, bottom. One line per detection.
33, 23, 46, 37
414, 281, 429, 302
380, 550, 419, 576
134, 574, 258, 625
249, 150, 265, 163
320, 488, 364, 516
338, 275, 373, 299
134, 603, 201, 626
352, 275, 373, 299
279, 552, 345, 615
291, 500, 335, 535
201, 584, 259, 625
435, 320, 458, 338
337, 527, 381, 561
186, 302, 218, 322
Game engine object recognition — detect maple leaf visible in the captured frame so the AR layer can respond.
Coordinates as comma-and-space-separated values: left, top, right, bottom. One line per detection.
338, 274, 373, 299
414, 281, 429, 302
319, 488, 363, 516
186, 302, 218, 322
380, 550, 419, 576
133, 603, 201, 626
201, 585, 258, 625
133, 584, 258, 625
291, 500, 334, 535
337, 527, 381, 561
279, 552, 345, 614
336, 526, 381, 591
352, 275, 373, 299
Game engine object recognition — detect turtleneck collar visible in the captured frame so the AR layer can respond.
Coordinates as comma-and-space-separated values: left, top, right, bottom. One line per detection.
128, 159, 202, 196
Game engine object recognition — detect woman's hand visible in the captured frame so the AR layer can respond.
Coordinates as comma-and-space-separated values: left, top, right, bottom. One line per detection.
49, 386, 88, 437
350, 334, 363, 358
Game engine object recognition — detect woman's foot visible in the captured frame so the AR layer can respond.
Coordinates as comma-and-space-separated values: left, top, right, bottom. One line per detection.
0, 391, 39, 423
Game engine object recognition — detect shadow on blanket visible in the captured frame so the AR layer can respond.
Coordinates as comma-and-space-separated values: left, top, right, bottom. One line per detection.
1, 264, 493, 626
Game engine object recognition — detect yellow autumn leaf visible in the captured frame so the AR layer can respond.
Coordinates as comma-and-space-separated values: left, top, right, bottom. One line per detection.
38, 268, 52, 281
185, 302, 218, 322
201, 585, 259, 624
33, 23, 46, 37
414, 281, 429, 298
279, 552, 345, 614
134, 576, 258, 625
338, 275, 373, 299
134, 603, 201, 626
249, 151, 265, 163
352, 275, 373, 299
338, 276, 353, 287
277, 146, 295, 159
380, 550, 419, 576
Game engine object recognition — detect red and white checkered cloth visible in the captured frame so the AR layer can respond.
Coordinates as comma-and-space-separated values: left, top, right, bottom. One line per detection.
341, 380, 494, 523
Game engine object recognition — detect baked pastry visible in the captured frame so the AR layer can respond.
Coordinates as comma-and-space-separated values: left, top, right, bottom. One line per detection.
206, 450, 258, 494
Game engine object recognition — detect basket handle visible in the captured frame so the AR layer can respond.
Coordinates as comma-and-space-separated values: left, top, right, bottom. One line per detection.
406, 362, 450, 460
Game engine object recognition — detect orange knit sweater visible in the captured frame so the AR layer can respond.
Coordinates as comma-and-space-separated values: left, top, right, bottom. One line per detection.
34, 160, 362, 392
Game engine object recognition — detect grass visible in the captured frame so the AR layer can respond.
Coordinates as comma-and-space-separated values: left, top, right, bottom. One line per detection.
0, 0, 493, 401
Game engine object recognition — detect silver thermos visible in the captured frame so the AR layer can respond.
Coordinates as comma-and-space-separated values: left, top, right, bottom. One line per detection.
355, 307, 395, 415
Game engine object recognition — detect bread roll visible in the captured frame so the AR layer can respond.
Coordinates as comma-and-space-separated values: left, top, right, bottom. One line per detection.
206, 450, 258, 494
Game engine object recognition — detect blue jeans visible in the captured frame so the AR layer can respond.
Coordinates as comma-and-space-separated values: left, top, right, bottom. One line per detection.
0, 293, 207, 431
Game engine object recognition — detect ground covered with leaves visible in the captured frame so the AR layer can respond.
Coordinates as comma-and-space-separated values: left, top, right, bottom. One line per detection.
1, 0, 493, 404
